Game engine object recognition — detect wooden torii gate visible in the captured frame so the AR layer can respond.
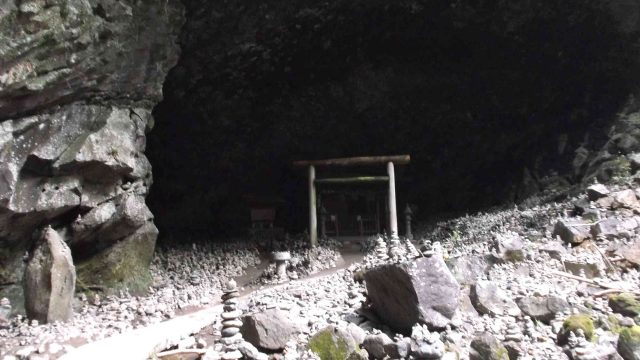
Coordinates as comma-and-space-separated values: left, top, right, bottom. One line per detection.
293, 155, 410, 246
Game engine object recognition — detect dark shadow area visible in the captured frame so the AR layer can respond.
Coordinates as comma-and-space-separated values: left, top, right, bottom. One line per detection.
148, 0, 640, 240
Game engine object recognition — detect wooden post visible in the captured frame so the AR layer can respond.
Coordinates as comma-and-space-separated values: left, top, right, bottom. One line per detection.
309, 165, 318, 246
320, 206, 327, 239
387, 161, 398, 238
404, 204, 413, 240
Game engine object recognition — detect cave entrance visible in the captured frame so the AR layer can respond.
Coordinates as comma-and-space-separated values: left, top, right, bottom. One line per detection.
294, 155, 410, 245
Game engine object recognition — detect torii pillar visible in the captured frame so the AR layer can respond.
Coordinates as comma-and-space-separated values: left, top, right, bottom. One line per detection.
295, 155, 410, 246
309, 165, 317, 246
387, 161, 398, 239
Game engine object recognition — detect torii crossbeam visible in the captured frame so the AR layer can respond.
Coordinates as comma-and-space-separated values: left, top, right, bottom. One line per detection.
294, 155, 410, 246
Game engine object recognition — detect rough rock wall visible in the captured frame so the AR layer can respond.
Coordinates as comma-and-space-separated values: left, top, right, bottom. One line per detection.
150, 0, 640, 236
0, 0, 184, 311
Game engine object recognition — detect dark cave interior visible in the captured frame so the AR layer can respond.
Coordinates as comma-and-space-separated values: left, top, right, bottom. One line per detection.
147, 0, 640, 240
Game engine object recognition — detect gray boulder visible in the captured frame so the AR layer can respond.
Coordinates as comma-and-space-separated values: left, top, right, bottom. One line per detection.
592, 218, 624, 240
24, 227, 76, 323
241, 309, 300, 351
470, 280, 521, 317
365, 256, 460, 333
469, 334, 510, 360
492, 232, 524, 262
515, 296, 570, 323
616, 241, 640, 267
446, 255, 492, 286
362, 333, 394, 359
553, 220, 590, 244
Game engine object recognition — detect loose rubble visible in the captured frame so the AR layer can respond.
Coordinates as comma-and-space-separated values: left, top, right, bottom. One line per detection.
3, 179, 640, 360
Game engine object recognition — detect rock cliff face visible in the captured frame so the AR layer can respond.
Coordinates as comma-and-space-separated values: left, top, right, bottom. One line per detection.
0, 0, 184, 311
150, 0, 640, 236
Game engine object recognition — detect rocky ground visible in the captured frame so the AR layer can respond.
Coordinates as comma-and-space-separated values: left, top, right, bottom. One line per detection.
2, 179, 640, 360
0, 238, 342, 359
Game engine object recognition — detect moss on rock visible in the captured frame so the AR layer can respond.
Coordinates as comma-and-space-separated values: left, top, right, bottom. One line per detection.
76, 223, 157, 295
309, 326, 356, 360
557, 314, 595, 345
609, 293, 640, 318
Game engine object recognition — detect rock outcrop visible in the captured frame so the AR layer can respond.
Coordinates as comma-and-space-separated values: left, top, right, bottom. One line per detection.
23, 227, 75, 323
0, 0, 184, 307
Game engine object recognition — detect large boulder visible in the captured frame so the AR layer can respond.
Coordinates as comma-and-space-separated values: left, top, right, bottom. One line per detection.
23, 227, 76, 323
365, 256, 461, 333
515, 296, 570, 323
241, 309, 301, 351
0, 0, 184, 307
470, 280, 521, 317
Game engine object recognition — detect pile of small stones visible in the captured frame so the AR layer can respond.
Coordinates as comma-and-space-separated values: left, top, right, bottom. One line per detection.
0, 240, 261, 359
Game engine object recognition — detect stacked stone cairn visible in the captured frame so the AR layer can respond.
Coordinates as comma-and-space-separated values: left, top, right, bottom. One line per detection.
388, 236, 403, 263
523, 316, 537, 339
221, 279, 243, 359
404, 238, 421, 259
375, 236, 388, 263
504, 319, 523, 342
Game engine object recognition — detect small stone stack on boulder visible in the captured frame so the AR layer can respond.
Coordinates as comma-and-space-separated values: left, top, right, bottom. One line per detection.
24, 226, 76, 324
220, 279, 243, 359
375, 236, 388, 263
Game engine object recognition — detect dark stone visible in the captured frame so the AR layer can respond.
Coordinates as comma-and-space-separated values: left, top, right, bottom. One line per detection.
470, 280, 521, 317
364, 256, 460, 333
553, 220, 591, 244
587, 184, 611, 201
592, 218, 623, 240
241, 309, 300, 351
469, 334, 509, 360
515, 296, 570, 323
362, 333, 393, 359
384, 338, 410, 359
